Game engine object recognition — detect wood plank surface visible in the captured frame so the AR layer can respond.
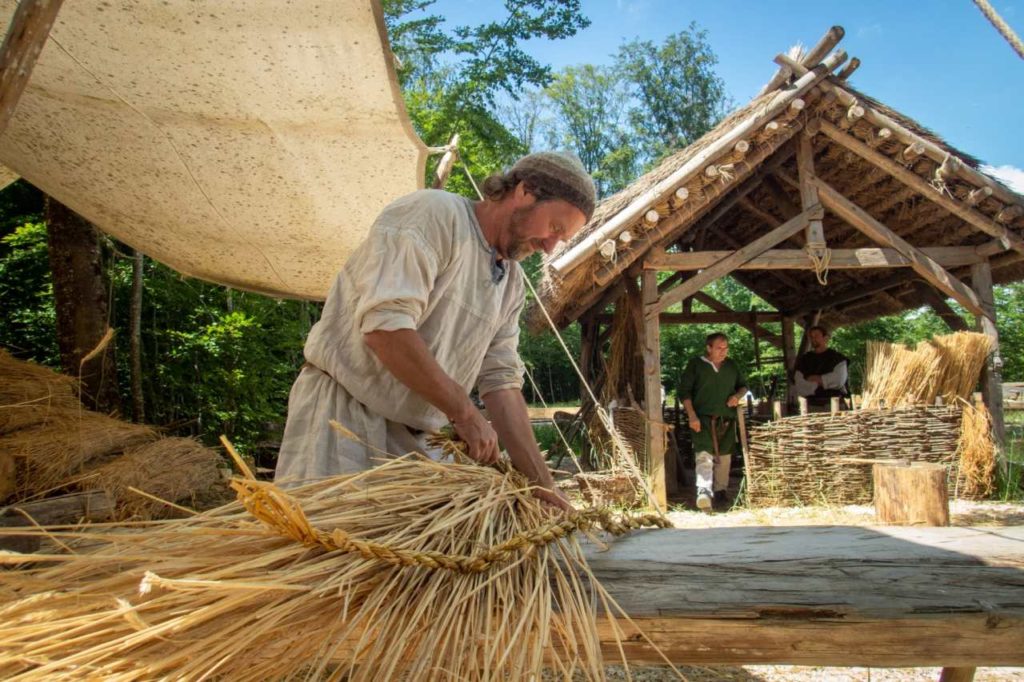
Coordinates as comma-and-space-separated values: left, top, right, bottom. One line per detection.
583, 525, 1024, 666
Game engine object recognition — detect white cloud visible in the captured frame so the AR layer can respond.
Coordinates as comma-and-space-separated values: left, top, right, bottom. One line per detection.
856, 23, 884, 39
981, 164, 1024, 194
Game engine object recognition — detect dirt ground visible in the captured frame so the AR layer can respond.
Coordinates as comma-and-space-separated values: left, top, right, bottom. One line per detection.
611, 496, 1024, 682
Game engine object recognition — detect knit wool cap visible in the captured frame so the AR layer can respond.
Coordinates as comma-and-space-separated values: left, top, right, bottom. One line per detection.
511, 152, 596, 222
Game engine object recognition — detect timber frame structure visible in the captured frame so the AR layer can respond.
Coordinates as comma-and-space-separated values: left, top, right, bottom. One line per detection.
530, 27, 1024, 510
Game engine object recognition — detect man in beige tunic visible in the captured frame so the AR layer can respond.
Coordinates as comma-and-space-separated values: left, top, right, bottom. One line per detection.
275, 152, 594, 510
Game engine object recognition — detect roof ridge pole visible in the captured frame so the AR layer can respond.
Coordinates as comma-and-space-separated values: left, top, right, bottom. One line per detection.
759, 26, 845, 95
549, 48, 848, 277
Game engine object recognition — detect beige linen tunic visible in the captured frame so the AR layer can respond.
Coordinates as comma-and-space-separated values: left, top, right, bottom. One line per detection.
275, 190, 526, 484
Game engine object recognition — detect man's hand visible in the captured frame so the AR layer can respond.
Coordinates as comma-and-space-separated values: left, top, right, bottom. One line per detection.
688, 416, 701, 433
726, 395, 740, 408
807, 374, 823, 386
532, 486, 574, 513
451, 408, 500, 465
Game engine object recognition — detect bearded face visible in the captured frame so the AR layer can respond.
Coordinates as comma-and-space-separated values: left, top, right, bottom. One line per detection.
504, 205, 542, 262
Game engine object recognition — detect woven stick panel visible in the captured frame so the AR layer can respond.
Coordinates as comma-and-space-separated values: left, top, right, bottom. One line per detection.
746, 405, 964, 507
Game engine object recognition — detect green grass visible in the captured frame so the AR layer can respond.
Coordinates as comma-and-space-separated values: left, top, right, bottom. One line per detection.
998, 411, 1024, 501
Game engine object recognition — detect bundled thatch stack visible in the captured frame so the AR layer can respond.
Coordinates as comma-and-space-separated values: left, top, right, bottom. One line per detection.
0, 349, 223, 520
0, 455, 672, 681
861, 332, 994, 408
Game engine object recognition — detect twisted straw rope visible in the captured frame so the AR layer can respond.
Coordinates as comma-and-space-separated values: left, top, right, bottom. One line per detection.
231, 477, 669, 573
973, 0, 1024, 59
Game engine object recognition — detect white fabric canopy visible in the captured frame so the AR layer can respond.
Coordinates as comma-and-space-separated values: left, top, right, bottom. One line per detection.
0, 0, 427, 299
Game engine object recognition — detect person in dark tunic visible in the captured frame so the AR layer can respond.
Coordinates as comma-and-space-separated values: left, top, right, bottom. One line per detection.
792, 324, 849, 408
678, 332, 748, 511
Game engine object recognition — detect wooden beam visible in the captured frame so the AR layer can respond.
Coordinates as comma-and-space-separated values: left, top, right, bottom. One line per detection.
646, 247, 983, 271
692, 292, 782, 347
817, 120, 1024, 256
812, 178, 986, 318
792, 272, 915, 318
599, 311, 783, 326
913, 282, 969, 332
797, 133, 826, 247
430, 134, 459, 189
648, 209, 813, 318
781, 316, 797, 376
970, 260, 1005, 450
0, 0, 64, 135
584, 525, 1024, 666
759, 26, 844, 95
641, 269, 666, 511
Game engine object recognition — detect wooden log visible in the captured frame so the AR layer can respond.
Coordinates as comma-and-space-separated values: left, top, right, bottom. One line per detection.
430, 133, 459, 189
971, 261, 1006, 450
764, 120, 780, 135
673, 186, 688, 203
866, 127, 892, 149
1, 490, 115, 552
938, 668, 977, 682
967, 186, 993, 206
798, 396, 808, 415
901, 141, 926, 163
873, 461, 949, 526
835, 57, 860, 81
797, 134, 825, 247
583, 525, 1024, 666
997, 205, 1024, 224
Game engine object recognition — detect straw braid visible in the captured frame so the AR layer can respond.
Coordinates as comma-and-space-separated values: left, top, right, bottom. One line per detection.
231, 474, 668, 574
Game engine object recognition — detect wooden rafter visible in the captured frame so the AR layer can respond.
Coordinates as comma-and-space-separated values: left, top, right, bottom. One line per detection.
912, 282, 969, 332
810, 177, 986, 317
648, 208, 815, 318
646, 247, 983, 271
817, 120, 1024, 256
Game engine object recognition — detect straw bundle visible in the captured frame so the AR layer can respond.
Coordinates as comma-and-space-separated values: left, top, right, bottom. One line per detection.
0, 454, 671, 681
0, 350, 81, 421
66, 437, 224, 519
861, 332, 994, 408
955, 401, 997, 499
0, 412, 157, 498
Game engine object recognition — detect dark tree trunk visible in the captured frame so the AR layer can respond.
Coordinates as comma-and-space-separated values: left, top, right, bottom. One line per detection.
45, 197, 121, 414
129, 248, 145, 422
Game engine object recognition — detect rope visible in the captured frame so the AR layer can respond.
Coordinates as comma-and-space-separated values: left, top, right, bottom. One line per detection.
230, 475, 669, 574
973, 0, 1024, 59
806, 245, 832, 286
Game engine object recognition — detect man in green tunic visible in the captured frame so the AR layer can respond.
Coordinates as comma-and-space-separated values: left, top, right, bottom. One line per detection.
679, 332, 748, 511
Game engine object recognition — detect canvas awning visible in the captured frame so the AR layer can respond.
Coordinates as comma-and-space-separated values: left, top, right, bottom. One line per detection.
0, 0, 427, 300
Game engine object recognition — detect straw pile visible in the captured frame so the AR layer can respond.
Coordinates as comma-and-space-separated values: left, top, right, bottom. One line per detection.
66, 437, 224, 519
955, 401, 997, 499
0, 350, 81, 412
0, 412, 158, 499
0, 453, 672, 681
861, 332, 994, 408
746, 405, 965, 506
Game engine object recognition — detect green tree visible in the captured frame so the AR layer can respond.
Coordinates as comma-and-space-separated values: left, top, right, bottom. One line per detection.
616, 24, 730, 165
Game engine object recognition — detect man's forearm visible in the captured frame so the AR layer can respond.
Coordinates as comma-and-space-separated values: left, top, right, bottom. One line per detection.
363, 328, 474, 421
481, 388, 554, 488
683, 398, 698, 420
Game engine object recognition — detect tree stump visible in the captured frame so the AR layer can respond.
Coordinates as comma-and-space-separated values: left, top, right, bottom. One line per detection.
873, 461, 949, 526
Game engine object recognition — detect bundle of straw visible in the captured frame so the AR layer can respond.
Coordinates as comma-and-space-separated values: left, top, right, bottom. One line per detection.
955, 401, 997, 499
861, 332, 994, 408
0, 412, 157, 498
0, 350, 81, 410
66, 437, 225, 519
0, 453, 672, 680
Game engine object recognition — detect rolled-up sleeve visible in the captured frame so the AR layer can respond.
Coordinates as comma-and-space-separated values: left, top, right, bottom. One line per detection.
354, 227, 441, 334
477, 292, 526, 398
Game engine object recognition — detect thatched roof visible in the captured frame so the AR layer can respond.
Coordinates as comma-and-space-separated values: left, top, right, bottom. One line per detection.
531, 40, 1024, 333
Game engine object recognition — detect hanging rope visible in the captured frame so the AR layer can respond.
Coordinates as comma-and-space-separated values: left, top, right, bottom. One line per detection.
806, 245, 832, 286
972, 0, 1024, 59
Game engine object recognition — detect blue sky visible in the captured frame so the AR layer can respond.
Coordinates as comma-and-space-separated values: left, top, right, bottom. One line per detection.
424, 0, 1024, 191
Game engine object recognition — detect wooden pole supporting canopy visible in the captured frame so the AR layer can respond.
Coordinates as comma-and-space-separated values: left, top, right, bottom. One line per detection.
641, 269, 667, 511
0, 0, 65, 136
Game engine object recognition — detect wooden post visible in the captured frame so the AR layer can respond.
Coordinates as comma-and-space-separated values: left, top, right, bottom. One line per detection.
798, 397, 808, 416
797, 132, 825, 249
830, 397, 841, 414
772, 401, 783, 420
642, 270, 667, 511
970, 260, 1006, 452
737, 403, 751, 497
0, 0, 65, 136
873, 462, 949, 526
430, 133, 460, 189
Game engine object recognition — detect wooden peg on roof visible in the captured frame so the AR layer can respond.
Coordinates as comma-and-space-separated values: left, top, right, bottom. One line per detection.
764, 120, 781, 135
967, 186, 993, 206
836, 57, 860, 81
674, 186, 689, 203
838, 102, 865, 131
644, 209, 660, 227
781, 98, 806, 122
997, 205, 1024, 223
732, 140, 750, 158
933, 155, 961, 185
867, 127, 892, 149
901, 141, 926, 163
